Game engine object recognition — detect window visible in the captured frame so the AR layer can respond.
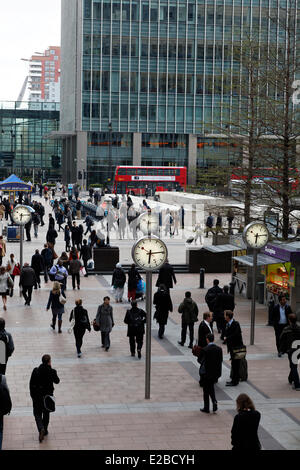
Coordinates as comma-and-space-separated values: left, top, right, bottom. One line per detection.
83, 70, 91, 91
92, 71, 100, 90
93, 2, 101, 19
92, 103, 100, 118
130, 72, 137, 92
121, 72, 129, 91
140, 73, 148, 92
137, 168, 147, 175
112, 2, 120, 19
130, 104, 137, 120
111, 103, 119, 119
103, 2, 110, 19
121, 104, 128, 117
140, 105, 147, 120
102, 71, 110, 91
142, 3, 149, 21
102, 103, 109, 118
127, 168, 136, 175
83, 103, 90, 117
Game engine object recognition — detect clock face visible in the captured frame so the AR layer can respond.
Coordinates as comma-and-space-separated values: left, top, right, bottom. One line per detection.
12, 205, 32, 225
138, 213, 159, 235
243, 222, 269, 249
132, 236, 168, 270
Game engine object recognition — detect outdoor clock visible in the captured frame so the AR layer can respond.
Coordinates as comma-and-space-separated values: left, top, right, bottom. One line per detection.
138, 212, 159, 235
132, 236, 168, 271
12, 205, 32, 226
243, 221, 269, 249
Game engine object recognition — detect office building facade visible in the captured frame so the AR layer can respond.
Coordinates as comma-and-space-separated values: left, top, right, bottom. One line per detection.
60, 0, 299, 186
0, 102, 61, 182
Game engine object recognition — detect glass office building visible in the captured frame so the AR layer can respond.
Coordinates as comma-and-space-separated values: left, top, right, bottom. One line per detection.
0, 102, 61, 182
60, 0, 299, 185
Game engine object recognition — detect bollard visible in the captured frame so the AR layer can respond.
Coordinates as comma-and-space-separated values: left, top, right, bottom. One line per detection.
199, 268, 205, 288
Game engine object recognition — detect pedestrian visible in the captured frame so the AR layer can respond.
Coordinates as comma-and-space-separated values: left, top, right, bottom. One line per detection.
164, 209, 173, 237
215, 213, 226, 235
80, 239, 92, 277
0, 236, 6, 268
20, 263, 37, 306
57, 209, 65, 232
178, 291, 199, 348
127, 264, 141, 302
59, 251, 69, 272
0, 373, 12, 450
71, 221, 80, 249
69, 253, 81, 290
111, 263, 126, 302
46, 281, 66, 333
227, 209, 234, 234
41, 244, 53, 283
231, 394, 261, 450
49, 260, 68, 295
213, 285, 235, 340
48, 214, 55, 230
153, 284, 173, 339
6, 253, 17, 292
95, 296, 114, 351
0, 317, 15, 374
199, 333, 223, 414
156, 259, 177, 292
197, 312, 213, 349
205, 212, 214, 237
193, 223, 203, 245
46, 226, 58, 247
25, 219, 32, 241
84, 214, 94, 235
32, 211, 41, 238
76, 199, 82, 219
224, 310, 244, 386
31, 249, 44, 289
0, 266, 13, 311
279, 313, 300, 390
69, 299, 91, 357
64, 224, 71, 252
124, 299, 146, 358
29, 354, 60, 443
205, 279, 223, 332
271, 294, 292, 357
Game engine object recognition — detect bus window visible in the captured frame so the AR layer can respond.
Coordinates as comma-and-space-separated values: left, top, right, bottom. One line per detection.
164, 169, 174, 175
174, 169, 180, 175
118, 168, 126, 175
127, 168, 137, 175
147, 168, 158, 175
157, 169, 164, 175
137, 168, 147, 175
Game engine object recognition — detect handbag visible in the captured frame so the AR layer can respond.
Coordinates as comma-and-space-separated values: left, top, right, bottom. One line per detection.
59, 294, 67, 305
43, 395, 55, 412
92, 319, 100, 331
80, 267, 86, 277
7, 275, 14, 289
192, 344, 202, 358
232, 345, 247, 360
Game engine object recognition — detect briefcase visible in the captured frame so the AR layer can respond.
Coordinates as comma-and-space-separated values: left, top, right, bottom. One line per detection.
232, 345, 247, 360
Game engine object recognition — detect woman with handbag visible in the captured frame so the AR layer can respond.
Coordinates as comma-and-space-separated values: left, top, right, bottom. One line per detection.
46, 281, 66, 333
153, 284, 173, 339
0, 266, 13, 310
69, 299, 91, 357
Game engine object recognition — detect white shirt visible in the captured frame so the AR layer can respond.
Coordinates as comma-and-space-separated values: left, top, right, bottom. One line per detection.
279, 305, 287, 324
204, 320, 212, 334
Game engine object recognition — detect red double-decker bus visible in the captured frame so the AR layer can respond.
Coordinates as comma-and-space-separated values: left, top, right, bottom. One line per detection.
230, 167, 299, 191
113, 166, 187, 195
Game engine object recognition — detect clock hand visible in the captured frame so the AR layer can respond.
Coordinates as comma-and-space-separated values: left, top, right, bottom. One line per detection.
148, 250, 152, 264
150, 251, 165, 255
141, 247, 149, 253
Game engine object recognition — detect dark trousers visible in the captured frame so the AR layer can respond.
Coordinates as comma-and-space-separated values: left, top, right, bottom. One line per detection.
181, 322, 194, 346
71, 273, 80, 289
274, 323, 287, 353
288, 351, 300, 388
203, 379, 217, 411
33, 399, 50, 433
65, 241, 71, 252
158, 324, 165, 338
22, 286, 33, 304
230, 351, 240, 385
0, 363, 6, 375
0, 414, 3, 450
213, 313, 226, 336
34, 270, 41, 287
25, 227, 31, 241
101, 331, 110, 349
74, 327, 86, 354
129, 334, 143, 354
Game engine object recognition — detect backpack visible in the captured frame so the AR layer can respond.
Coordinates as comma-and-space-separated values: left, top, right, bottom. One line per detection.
205, 288, 218, 307
0, 375, 12, 415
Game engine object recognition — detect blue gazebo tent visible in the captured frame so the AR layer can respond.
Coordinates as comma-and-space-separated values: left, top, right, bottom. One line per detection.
0, 174, 32, 201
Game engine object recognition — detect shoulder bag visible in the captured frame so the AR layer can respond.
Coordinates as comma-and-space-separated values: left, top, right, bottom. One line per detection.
232, 345, 247, 360
192, 344, 202, 358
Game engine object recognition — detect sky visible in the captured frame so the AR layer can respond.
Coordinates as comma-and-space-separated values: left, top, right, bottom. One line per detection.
0, 0, 61, 102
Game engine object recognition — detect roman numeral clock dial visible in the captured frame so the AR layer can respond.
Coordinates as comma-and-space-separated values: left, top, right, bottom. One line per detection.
132, 236, 168, 271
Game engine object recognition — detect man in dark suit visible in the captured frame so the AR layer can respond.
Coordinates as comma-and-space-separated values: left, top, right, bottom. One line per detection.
200, 333, 223, 413
271, 294, 292, 357
224, 310, 243, 386
198, 312, 213, 348
213, 285, 235, 340
156, 260, 177, 291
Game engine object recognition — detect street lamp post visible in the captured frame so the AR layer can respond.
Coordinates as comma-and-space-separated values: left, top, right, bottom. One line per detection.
108, 122, 112, 187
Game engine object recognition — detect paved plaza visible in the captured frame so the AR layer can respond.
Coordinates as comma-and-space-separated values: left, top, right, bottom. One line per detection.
1, 196, 300, 450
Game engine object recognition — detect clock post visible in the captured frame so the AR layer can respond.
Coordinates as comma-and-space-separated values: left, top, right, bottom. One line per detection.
11, 205, 32, 270
250, 249, 258, 345
132, 235, 168, 399
243, 221, 269, 346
